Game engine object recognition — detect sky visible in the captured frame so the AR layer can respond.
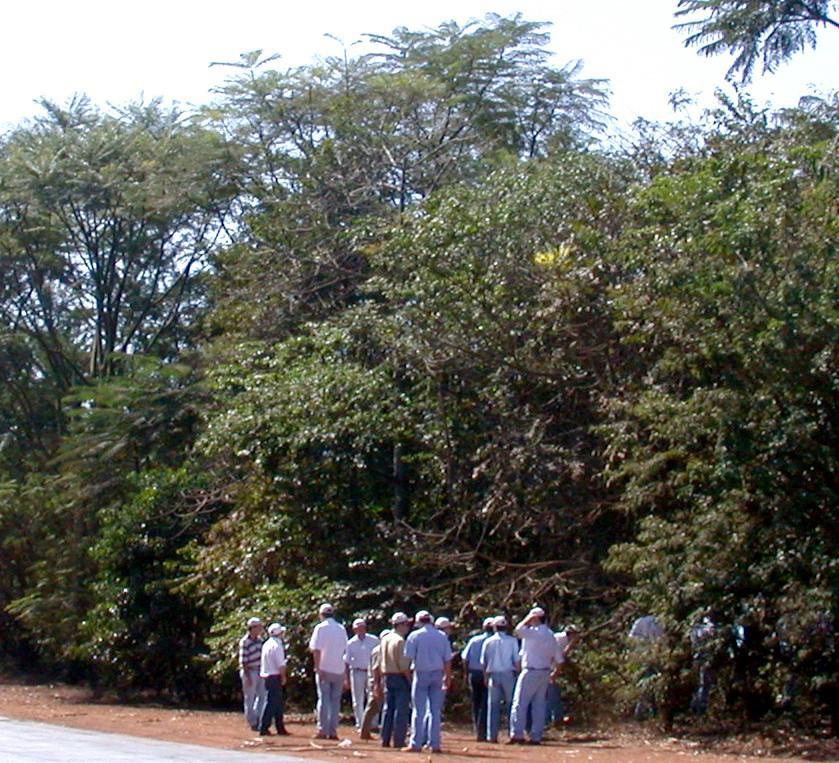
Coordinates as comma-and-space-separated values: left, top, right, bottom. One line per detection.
2, 0, 836, 134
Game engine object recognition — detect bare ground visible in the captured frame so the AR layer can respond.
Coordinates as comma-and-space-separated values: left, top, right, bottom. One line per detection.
0, 677, 834, 762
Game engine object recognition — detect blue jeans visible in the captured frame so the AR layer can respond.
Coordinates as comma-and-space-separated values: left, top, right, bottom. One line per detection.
409, 670, 444, 751
259, 675, 285, 734
381, 674, 411, 747
241, 668, 266, 729
315, 670, 343, 737
469, 669, 488, 740
486, 670, 515, 741
511, 668, 550, 742
545, 682, 563, 725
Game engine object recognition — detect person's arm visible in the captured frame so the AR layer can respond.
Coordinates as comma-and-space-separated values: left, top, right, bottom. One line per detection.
461, 638, 472, 680
399, 638, 412, 680
514, 614, 536, 639
239, 639, 251, 685
443, 658, 452, 691
310, 627, 321, 672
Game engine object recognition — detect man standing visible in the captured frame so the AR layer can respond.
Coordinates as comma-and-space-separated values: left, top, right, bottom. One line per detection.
309, 603, 348, 740
404, 610, 453, 753
509, 607, 557, 745
481, 615, 520, 743
238, 616, 266, 731
258, 623, 288, 736
344, 617, 380, 731
461, 616, 494, 741
379, 613, 412, 749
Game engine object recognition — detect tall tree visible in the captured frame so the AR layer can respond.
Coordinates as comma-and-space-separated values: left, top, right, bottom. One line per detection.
675, 0, 839, 81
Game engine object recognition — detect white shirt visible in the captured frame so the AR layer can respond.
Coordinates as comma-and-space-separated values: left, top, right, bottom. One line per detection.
554, 631, 571, 664
260, 636, 286, 677
629, 615, 663, 642
514, 623, 557, 670
344, 633, 380, 670
309, 617, 349, 674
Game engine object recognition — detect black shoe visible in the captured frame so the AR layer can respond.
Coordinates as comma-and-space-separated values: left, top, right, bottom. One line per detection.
259, 730, 271, 736
275, 727, 290, 736
526, 739, 542, 745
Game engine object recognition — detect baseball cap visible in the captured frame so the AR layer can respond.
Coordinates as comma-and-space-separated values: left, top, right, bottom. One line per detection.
319, 603, 334, 616
494, 615, 508, 628
415, 610, 433, 623
435, 616, 452, 629
246, 617, 262, 627
483, 616, 496, 629
528, 607, 546, 619
352, 618, 367, 628
267, 622, 285, 637
391, 611, 410, 625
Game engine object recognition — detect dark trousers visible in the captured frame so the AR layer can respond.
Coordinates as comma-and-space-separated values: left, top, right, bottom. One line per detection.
469, 669, 488, 740
381, 674, 410, 747
259, 674, 285, 733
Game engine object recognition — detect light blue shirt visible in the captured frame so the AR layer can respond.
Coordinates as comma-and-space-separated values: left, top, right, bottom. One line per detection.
480, 632, 519, 673
405, 623, 453, 672
514, 623, 557, 670
461, 632, 491, 671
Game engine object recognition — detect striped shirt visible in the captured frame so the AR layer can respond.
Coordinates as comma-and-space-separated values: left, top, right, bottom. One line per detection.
239, 634, 264, 670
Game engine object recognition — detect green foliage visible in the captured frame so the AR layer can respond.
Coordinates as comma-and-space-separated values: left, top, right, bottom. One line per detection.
676, 0, 839, 82
604, 97, 839, 727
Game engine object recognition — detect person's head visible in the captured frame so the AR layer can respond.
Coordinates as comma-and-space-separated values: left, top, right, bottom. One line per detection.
527, 606, 546, 625
267, 622, 285, 638
390, 611, 411, 634
482, 616, 495, 634
352, 618, 367, 636
246, 616, 263, 635
415, 610, 433, 627
493, 615, 508, 632
565, 623, 581, 642
319, 603, 334, 620
434, 616, 452, 634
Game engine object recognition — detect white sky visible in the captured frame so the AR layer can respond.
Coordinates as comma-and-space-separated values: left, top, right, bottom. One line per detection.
3, 0, 837, 134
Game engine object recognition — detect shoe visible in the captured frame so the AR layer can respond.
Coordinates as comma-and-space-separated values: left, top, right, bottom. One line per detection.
487, 738, 498, 743
506, 737, 525, 744
275, 727, 290, 736
328, 735, 339, 740
431, 749, 442, 754
312, 732, 327, 739
400, 746, 421, 753
526, 739, 542, 745
259, 730, 271, 736
250, 725, 259, 731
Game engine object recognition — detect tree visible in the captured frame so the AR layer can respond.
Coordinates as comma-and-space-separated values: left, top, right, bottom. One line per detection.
675, 0, 839, 81
207, 14, 608, 340
604, 97, 838, 729
0, 97, 235, 394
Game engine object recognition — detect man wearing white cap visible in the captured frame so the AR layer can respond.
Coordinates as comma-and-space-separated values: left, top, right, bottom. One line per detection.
461, 616, 495, 741
238, 616, 266, 730
309, 603, 348, 739
481, 615, 520, 742
379, 613, 413, 748
344, 617, 380, 731
258, 623, 288, 736
509, 607, 558, 745
403, 610, 453, 753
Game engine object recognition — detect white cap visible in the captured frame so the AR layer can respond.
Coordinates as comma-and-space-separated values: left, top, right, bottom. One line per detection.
246, 617, 262, 627
483, 616, 496, 629
319, 603, 334, 616
528, 607, 546, 619
435, 616, 452, 629
494, 615, 508, 628
415, 610, 433, 623
565, 623, 580, 633
352, 618, 367, 629
267, 622, 285, 637
379, 628, 392, 638
391, 611, 410, 625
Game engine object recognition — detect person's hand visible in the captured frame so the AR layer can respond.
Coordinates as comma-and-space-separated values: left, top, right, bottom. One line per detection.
241, 670, 251, 686
343, 679, 350, 691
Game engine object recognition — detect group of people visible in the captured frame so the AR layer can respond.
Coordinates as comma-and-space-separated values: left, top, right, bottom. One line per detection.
238, 603, 580, 751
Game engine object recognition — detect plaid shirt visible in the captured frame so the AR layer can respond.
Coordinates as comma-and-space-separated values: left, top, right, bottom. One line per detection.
239, 634, 264, 670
